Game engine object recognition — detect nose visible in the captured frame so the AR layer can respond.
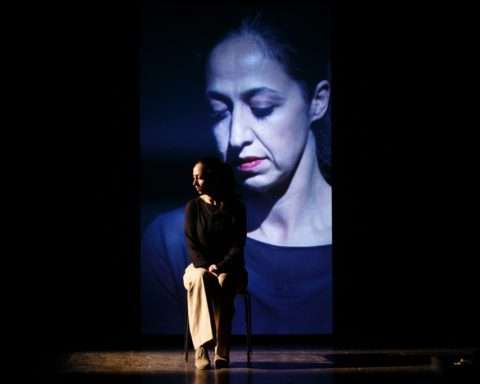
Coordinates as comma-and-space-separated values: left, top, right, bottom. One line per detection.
229, 104, 254, 149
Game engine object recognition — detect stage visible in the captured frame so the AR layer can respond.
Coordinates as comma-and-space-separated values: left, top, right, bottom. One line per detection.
14, 2, 479, 383
55, 346, 477, 383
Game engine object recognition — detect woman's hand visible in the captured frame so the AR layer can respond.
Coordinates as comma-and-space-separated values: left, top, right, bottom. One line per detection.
208, 264, 218, 276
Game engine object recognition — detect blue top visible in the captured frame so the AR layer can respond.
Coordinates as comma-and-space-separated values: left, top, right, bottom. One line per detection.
141, 206, 332, 335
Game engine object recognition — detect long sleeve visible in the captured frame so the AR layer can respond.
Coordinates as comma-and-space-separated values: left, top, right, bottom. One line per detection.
216, 202, 246, 271
184, 200, 210, 268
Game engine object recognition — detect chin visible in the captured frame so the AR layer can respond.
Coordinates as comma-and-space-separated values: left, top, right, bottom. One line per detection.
241, 175, 278, 194
240, 169, 293, 195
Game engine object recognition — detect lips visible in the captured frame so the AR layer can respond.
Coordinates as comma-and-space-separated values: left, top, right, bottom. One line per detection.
237, 156, 265, 171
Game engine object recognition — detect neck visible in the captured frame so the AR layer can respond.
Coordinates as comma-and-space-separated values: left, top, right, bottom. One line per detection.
200, 194, 218, 206
245, 131, 332, 246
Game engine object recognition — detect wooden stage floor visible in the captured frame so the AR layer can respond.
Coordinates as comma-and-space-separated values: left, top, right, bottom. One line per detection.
54, 346, 477, 383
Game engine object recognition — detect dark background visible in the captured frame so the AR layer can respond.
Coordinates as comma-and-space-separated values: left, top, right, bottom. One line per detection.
14, 0, 478, 375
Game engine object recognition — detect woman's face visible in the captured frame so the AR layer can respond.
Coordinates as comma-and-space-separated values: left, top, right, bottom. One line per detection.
206, 34, 312, 193
192, 162, 207, 195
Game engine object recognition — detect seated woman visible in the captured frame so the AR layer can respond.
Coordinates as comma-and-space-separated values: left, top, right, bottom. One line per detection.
183, 157, 247, 369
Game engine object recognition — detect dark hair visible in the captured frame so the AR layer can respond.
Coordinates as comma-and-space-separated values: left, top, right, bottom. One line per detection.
200, 5, 332, 183
195, 156, 236, 200
219, 10, 330, 102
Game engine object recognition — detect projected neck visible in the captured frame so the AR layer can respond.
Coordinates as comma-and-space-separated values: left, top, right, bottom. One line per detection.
245, 132, 332, 246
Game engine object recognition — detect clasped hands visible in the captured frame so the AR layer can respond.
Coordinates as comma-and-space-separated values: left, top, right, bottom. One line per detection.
208, 264, 219, 276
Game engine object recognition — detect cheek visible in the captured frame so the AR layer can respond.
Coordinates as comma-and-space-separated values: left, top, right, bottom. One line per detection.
260, 106, 310, 162
212, 122, 230, 159
278, 102, 310, 139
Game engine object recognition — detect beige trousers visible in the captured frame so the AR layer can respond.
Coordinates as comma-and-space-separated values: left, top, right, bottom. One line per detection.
183, 263, 246, 358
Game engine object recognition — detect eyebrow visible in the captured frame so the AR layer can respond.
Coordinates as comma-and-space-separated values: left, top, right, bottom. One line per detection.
206, 87, 283, 103
243, 87, 282, 100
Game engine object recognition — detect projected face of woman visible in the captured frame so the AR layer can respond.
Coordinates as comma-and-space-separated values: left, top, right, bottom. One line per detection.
206, 35, 312, 193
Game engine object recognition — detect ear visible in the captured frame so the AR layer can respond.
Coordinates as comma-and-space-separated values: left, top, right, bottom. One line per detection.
309, 80, 330, 123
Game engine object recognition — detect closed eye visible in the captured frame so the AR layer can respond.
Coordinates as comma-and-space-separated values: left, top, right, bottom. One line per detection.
208, 109, 229, 123
206, 99, 230, 123
251, 106, 275, 119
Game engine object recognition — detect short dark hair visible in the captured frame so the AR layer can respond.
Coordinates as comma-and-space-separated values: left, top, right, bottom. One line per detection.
195, 156, 236, 198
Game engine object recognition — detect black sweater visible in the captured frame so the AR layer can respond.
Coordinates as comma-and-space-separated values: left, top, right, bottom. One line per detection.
184, 197, 246, 272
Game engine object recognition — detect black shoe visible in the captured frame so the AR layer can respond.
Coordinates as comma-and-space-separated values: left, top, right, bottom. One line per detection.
214, 356, 229, 369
